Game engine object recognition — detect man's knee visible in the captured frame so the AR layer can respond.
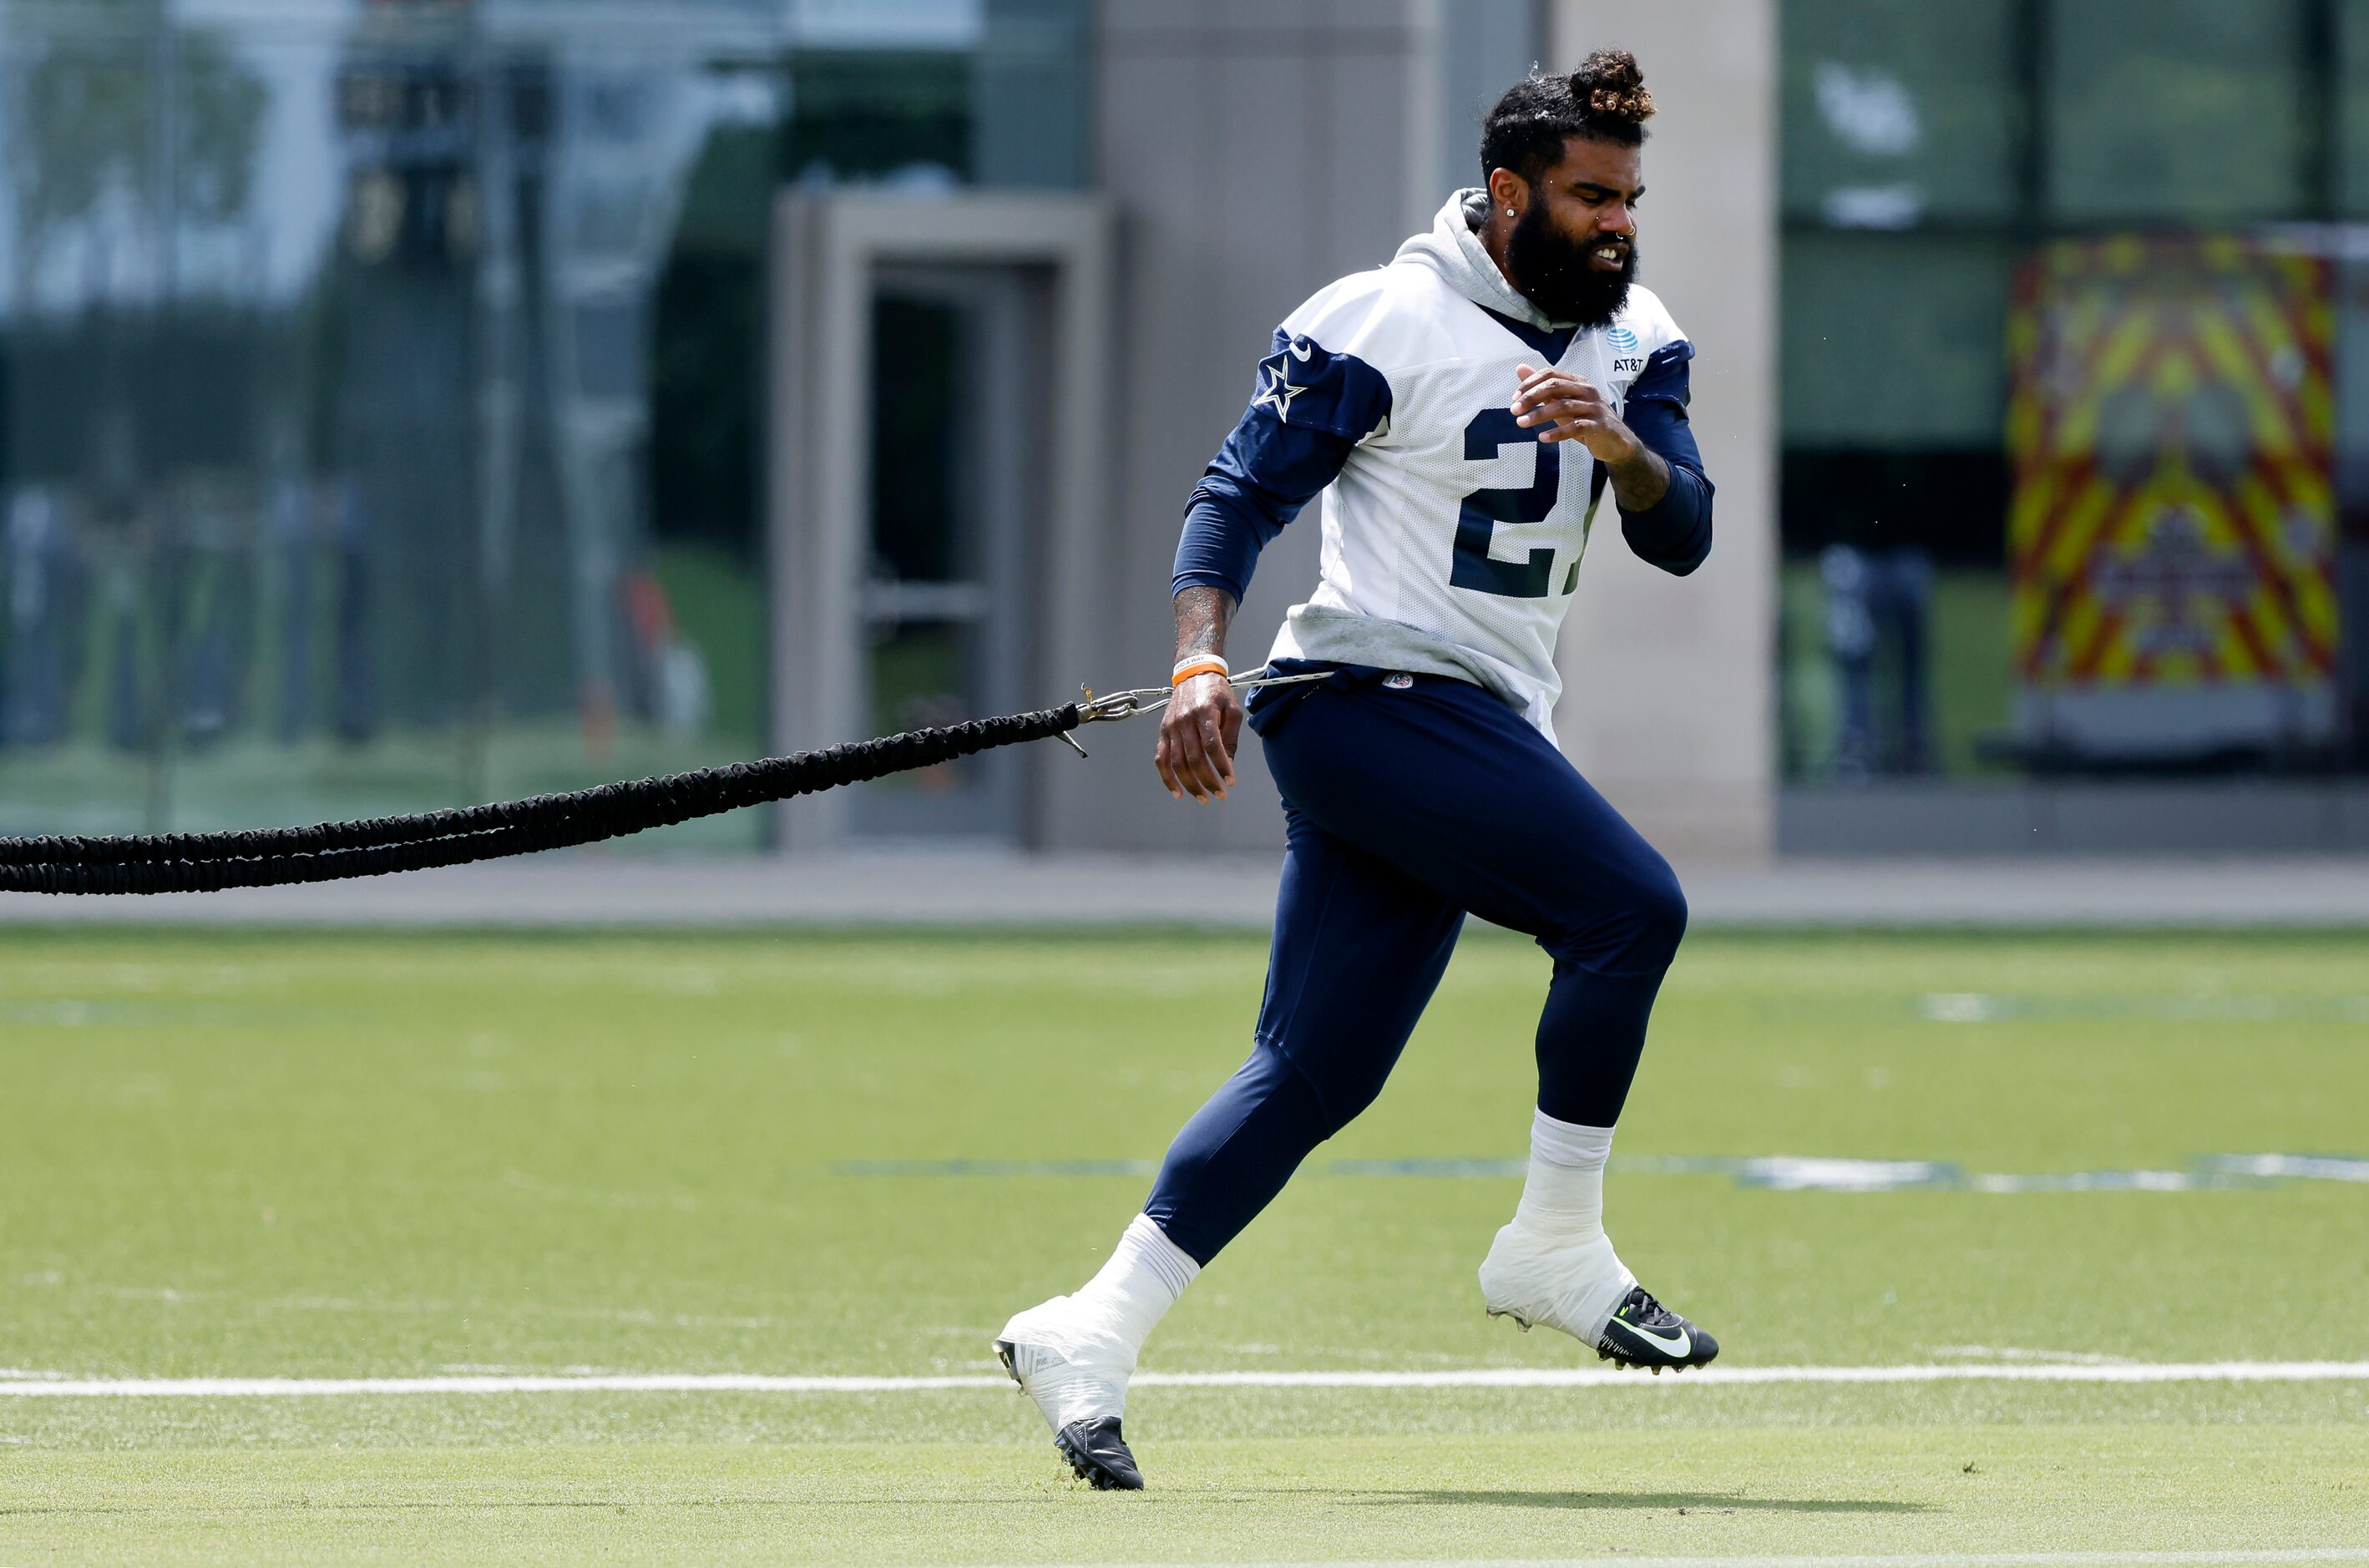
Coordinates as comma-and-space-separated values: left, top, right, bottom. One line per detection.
1540, 855, 1688, 974
1630, 860, 1688, 968
1267, 1037, 1390, 1140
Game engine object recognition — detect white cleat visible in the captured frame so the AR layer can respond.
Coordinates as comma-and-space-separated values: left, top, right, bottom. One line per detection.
1478, 1223, 1719, 1373
1476, 1222, 1635, 1344
992, 1296, 1147, 1490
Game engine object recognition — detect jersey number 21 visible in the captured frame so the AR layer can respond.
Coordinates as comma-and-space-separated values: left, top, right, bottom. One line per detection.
1450, 408, 1567, 599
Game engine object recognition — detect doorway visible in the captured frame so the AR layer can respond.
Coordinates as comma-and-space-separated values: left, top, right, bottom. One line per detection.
769, 193, 1112, 851
852, 266, 1045, 840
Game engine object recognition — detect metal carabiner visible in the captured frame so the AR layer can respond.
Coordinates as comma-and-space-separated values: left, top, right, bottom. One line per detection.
1060, 666, 1334, 756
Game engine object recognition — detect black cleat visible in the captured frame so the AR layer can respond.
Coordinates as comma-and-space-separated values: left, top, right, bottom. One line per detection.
1594, 1284, 1719, 1373
1054, 1415, 1145, 1490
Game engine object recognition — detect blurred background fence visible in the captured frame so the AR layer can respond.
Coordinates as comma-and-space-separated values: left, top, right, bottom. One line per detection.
8, 0, 2369, 858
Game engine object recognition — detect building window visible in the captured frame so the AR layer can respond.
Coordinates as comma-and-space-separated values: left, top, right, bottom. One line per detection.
2046, 0, 2316, 223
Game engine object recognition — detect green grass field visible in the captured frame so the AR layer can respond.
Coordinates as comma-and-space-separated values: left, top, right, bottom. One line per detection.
3, 927, 2365, 1564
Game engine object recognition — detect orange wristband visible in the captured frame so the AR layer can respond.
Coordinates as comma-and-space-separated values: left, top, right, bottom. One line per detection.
1171, 659, 1230, 687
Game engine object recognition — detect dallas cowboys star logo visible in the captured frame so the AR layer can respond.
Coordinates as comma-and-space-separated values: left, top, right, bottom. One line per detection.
1251, 354, 1308, 422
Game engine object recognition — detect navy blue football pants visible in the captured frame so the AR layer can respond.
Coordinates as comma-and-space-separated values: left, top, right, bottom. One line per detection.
1141, 671, 1688, 1267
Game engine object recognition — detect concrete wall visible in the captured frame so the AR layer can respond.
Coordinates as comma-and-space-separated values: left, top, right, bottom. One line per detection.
1546, 0, 1779, 862
1056, 0, 1452, 852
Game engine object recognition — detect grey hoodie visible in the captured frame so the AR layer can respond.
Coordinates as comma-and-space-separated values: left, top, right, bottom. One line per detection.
1395, 188, 1577, 331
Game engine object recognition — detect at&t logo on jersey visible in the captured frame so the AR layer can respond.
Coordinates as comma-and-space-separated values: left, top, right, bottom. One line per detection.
1606, 323, 1644, 374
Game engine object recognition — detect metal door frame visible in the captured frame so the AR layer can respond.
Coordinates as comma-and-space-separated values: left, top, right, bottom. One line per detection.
768, 192, 1113, 851
846, 264, 1038, 842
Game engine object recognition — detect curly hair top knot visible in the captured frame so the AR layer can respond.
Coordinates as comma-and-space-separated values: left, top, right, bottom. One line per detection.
1479, 48, 1653, 183
1572, 48, 1653, 125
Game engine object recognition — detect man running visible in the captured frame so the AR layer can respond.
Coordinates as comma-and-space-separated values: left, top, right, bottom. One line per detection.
996, 48, 1719, 1490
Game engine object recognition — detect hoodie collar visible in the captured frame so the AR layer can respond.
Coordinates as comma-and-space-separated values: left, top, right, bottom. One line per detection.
1390, 188, 1576, 331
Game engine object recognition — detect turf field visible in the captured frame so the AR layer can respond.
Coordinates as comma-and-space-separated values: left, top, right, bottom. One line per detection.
2, 926, 2364, 1564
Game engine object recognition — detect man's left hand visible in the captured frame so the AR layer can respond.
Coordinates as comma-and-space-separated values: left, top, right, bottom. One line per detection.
1510, 362, 1638, 465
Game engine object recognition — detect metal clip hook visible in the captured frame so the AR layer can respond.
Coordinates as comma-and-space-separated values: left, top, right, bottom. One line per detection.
1063, 667, 1334, 743
1076, 685, 1171, 725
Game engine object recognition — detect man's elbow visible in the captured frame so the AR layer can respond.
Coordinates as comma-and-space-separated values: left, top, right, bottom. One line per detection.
1658, 529, 1712, 576
1622, 468, 1713, 575
1639, 525, 1711, 576
1660, 497, 1713, 575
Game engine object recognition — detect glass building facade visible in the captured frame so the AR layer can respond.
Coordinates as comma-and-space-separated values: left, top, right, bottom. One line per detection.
16, 0, 2369, 859
0, 0, 1088, 847
1779, 0, 2369, 789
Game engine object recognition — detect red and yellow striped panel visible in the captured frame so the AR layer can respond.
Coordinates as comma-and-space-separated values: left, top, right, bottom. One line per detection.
2007, 235, 2336, 693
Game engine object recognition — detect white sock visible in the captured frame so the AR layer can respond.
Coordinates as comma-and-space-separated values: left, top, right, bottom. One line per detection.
1072, 1213, 1199, 1354
1512, 1109, 1616, 1244
1506, 1110, 1633, 1338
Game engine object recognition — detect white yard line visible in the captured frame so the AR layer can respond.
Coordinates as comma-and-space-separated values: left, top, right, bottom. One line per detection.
1, 1361, 2365, 1398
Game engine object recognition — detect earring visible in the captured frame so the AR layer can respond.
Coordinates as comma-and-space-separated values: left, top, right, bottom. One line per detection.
1506, 207, 1516, 217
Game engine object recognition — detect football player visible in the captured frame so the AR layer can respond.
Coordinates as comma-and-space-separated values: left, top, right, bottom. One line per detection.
997, 49, 1718, 1490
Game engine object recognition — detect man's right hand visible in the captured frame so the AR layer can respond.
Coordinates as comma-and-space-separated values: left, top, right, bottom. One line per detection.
1154, 673, 1243, 802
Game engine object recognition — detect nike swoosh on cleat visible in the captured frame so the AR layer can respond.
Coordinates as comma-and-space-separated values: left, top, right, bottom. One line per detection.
1614, 1320, 1691, 1359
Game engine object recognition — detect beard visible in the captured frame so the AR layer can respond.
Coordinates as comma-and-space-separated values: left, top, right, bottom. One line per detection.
1503, 202, 1638, 330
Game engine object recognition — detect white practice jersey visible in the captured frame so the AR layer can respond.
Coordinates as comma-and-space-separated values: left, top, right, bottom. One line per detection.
1175, 191, 1710, 737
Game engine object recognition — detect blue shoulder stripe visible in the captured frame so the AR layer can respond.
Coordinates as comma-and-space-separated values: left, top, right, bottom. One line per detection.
1628, 339, 1695, 405
1170, 331, 1393, 604
1249, 329, 1393, 443
1615, 339, 1713, 576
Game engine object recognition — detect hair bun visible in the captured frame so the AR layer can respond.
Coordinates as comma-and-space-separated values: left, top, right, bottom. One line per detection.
1567, 48, 1653, 124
